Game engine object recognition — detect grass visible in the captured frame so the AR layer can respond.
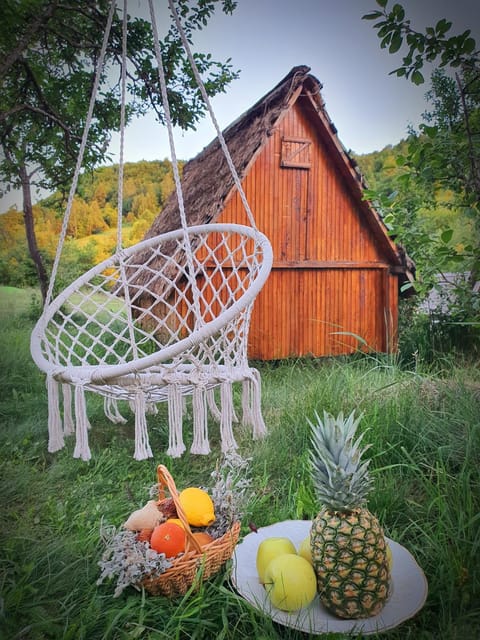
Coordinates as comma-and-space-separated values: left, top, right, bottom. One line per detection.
0, 289, 479, 639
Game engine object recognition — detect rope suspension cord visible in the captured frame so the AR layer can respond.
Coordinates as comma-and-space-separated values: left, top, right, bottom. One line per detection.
116, 0, 128, 253
148, 0, 203, 327
116, 0, 140, 361
45, 0, 117, 308
167, 0, 258, 232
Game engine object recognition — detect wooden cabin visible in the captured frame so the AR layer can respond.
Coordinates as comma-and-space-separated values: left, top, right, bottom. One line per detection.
143, 65, 413, 360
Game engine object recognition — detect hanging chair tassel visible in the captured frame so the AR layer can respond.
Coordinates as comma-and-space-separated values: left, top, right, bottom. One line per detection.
191, 386, 210, 454
249, 370, 267, 440
167, 385, 186, 458
73, 385, 91, 461
62, 384, 75, 436
133, 390, 153, 461
241, 378, 254, 429
206, 388, 222, 422
46, 376, 64, 453
220, 381, 238, 453
146, 402, 158, 416
104, 396, 127, 425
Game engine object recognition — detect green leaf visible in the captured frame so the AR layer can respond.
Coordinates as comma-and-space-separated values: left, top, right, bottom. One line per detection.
362, 11, 383, 20
389, 33, 403, 53
376, 0, 388, 7
392, 3, 405, 20
463, 37, 476, 53
441, 228, 454, 244
411, 70, 425, 85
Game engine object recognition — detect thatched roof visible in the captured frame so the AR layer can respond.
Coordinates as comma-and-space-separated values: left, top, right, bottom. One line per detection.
145, 65, 317, 238
138, 65, 412, 288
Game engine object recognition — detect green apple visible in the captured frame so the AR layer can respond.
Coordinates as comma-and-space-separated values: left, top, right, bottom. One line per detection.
256, 537, 297, 583
264, 553, 317, 612
297, 536, 313, 565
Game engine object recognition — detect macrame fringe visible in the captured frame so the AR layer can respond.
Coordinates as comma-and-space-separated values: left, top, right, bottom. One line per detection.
219, 381, 238, 452
247, 371, 267, 439
104, 396, 127, 424
190, 387, 210, 454
73, 385, 91, 461
62, 384, 75, 436
241, 379, 254, 428
167, 384, 186, 458
47, 376, 64, 453
206, 388, 222, 422
133, 390, 153, 460
146, 402, 158, 415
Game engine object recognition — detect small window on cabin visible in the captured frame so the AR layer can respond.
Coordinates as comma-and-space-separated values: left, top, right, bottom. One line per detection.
281, 137, 312, 169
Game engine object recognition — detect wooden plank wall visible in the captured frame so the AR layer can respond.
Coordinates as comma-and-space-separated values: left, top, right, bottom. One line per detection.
214, 98, 399, 360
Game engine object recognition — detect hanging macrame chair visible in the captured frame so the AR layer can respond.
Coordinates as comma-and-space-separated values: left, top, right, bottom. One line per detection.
30, 0, 273, 461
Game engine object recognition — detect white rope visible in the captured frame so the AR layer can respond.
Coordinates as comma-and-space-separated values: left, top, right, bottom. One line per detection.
46, 0, 117, 307
148, 0, 203, 328
248, 370, 267, 439
116, 0, 140, 360
73, 385, 92, 461
167, 0, 258, 231
47, 376, 64, 452
133, 390, 153, 460
167, 384, 186, 457
191, 386, 210, 454
62, 383, 75, 436
104, 396, 127, 424
219, 381, 238, 452
116, 0, 128, 251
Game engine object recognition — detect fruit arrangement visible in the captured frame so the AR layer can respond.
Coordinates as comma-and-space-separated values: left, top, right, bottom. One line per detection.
98, 457, 251, 597
255, 411, 392, 620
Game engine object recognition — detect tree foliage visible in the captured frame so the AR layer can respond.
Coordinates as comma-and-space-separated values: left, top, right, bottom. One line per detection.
0, 0, 238, 302
0, 160, 176, 291
363, 1, 480, 325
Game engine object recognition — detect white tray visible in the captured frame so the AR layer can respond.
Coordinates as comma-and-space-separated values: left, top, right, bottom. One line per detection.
231, 520, 428, 636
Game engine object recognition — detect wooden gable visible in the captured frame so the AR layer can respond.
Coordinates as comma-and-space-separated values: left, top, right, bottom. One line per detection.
217, 90, 400, 359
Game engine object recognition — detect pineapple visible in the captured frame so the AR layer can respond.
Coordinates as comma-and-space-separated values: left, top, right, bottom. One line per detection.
309, 410, 390, 619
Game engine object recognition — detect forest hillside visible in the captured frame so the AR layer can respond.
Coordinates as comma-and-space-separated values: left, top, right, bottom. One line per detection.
0, 143, 466, 291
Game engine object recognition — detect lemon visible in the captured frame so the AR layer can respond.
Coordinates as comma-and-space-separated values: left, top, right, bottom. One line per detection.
178, 487, 215, 526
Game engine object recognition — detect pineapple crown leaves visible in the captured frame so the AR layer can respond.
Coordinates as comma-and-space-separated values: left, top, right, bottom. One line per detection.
308, 410, 374, 512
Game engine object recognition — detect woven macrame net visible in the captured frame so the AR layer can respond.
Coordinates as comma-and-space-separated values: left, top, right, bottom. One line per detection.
31, 224, 272, 460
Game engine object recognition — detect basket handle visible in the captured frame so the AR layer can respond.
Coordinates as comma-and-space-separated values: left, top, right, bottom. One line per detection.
156, 464, 203, 554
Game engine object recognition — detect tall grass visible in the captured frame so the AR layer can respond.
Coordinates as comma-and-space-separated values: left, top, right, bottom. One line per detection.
0, 294, 479, 639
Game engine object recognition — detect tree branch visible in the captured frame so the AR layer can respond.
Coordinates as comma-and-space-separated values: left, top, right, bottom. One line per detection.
0, 2, 59, 79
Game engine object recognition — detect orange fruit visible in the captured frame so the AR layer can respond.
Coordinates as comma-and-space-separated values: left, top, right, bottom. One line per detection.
193, 531, 214, 548
150, 522, 186, 557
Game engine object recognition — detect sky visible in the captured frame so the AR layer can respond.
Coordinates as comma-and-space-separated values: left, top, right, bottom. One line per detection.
1, 0, 479, 212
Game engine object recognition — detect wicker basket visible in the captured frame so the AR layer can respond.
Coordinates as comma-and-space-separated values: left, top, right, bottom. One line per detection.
139, 464, 240, 597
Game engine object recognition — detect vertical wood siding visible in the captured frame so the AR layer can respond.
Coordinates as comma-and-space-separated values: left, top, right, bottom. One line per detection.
214, 98, 400, 360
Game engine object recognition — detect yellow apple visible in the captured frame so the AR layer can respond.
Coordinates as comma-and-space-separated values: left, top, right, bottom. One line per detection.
386, 542, 393, 570
264, 553, 317, 612
256, 537, 297, 583
298, 536, 313, 565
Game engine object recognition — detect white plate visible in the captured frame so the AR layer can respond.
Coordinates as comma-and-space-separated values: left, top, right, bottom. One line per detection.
231, 520, 428, 636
